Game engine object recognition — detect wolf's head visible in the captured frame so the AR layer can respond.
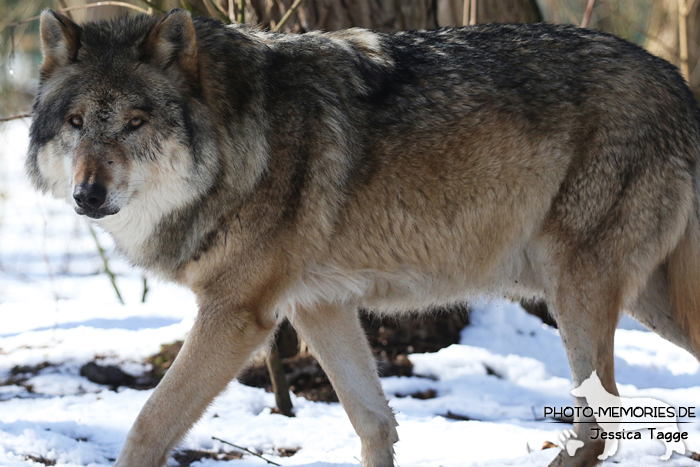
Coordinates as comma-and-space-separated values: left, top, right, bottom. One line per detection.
27, 9, 217, 220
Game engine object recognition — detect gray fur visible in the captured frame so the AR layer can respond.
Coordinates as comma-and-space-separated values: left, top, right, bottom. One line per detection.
28, 11, 700, 467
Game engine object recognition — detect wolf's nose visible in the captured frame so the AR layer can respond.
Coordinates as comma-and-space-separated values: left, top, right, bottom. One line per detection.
73, 183, 107, 210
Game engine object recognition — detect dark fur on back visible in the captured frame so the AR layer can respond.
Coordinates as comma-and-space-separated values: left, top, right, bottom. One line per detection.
28, 17, 700, 279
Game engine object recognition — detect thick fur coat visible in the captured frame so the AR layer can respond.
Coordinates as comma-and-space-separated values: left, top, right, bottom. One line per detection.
27, 10, 700, 467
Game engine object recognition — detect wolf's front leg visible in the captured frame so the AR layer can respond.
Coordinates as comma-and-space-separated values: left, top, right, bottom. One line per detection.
114, 301, 275, 467
290, 303, 398, 467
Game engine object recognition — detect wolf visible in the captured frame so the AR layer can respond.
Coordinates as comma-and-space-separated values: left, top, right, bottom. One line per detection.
27, 9, 700, 467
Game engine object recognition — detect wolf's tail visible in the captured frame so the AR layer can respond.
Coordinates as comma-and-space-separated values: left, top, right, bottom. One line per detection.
667, 206, 700, 356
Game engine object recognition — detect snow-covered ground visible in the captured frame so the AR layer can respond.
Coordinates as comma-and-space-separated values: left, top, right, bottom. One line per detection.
1, 120, 699, 467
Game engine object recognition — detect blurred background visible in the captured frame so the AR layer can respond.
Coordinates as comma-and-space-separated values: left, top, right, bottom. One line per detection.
0, 0, 698, 121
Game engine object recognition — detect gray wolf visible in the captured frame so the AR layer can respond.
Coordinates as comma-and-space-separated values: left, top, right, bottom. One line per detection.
568, 371, 686, 460
27, 9, 700, 467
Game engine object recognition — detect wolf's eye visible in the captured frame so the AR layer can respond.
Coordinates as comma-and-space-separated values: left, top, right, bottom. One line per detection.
70, 115, 83, 128
129, 117, 144, 129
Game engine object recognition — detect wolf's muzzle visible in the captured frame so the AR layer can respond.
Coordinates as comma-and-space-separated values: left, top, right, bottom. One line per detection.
73, 183, 115, 218
73, 183, 106, 209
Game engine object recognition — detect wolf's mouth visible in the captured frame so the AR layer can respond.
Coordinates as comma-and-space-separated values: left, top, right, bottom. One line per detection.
75, 206, 120, 219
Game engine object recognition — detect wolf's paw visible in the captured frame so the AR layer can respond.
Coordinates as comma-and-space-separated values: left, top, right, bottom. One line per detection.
556, 429, 584, 457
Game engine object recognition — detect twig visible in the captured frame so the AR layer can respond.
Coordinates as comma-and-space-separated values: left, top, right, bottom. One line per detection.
88, 223, 125, 305
8, 2, 150, 27
238, 0, 245, 24
0, 113, 31, 123
138, 0, 166, 14
136, 0, 167, 14
203, 0, 230, 23
679, 0, 690, 81
56, 0, 73, 20
561, 4, 580, 26
141, 276, 149, 303
580, 0, 596, 28
179, 0, 194, 14
0, 0, 40, 35
211, 437, 281, 466
273, 0, 306, 32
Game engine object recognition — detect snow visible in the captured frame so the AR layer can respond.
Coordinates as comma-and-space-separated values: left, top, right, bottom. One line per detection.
1, 120, 699, 466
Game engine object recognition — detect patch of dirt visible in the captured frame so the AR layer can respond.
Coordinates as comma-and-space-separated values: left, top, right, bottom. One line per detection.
24, 455, 56, 466
5, 306, 470, 403
239, 354, 338, 402
520, 299, 557, 328
440, 411, 474, 421
1, 363, 57, 393
80, 362, 135, 388
98, 341, 185, 390
173, 449, 243, 466
173, 446, 296, 466
278, 447, 299, 457
362, 305, 470, 356
4, 363, 54, 386
147, 341, 183, 380
238, 307, 469, 402
395, 389, 437, 400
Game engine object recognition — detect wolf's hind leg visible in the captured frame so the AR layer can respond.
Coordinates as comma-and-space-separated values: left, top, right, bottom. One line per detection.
547, 277, 623, 467
290, 303, 398, 467
114, 301, 275, 467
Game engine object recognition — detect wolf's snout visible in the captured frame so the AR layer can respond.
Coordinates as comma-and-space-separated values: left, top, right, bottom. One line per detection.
73, 183, 107, 210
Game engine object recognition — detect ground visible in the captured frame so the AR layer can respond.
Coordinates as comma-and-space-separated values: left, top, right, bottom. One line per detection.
1, 121, 699, 467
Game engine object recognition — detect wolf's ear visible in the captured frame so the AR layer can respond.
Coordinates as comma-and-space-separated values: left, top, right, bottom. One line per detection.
39, 10, 82, 78
143, 9, 199, 82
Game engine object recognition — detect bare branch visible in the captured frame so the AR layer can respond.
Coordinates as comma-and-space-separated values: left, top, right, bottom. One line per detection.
0, 0, 41, 35
212, 437, 281, 466
141, 276, 149, 303
680, 0, 690, 80
581, 0, 596, 28
273, 0, 306, 32
88, 223, 125, 306
0, 113, 31, 123
203, 0, 230, 22
136, 0, 167, 14
56, 0, 73, 20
